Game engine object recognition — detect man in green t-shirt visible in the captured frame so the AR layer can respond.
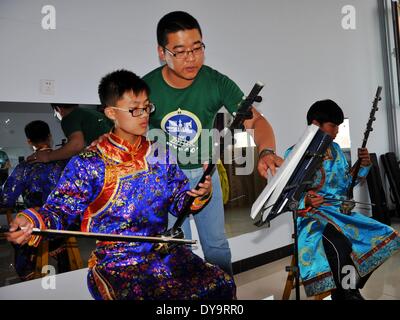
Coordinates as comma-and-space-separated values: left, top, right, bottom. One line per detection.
29, 104, 113, 163
143, 11, 283, 275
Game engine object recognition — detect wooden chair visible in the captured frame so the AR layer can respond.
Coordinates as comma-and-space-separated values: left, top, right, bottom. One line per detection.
34, 236, 83, 279
1, 207, 83, 278
282, 255, 331, 300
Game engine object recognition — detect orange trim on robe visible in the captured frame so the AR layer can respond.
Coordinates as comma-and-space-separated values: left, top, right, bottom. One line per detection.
81, 134, 150, 232
17, 208, 47, 247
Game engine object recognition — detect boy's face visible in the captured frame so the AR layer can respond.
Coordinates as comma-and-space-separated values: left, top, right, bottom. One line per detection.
158, 28, 205, 82
105, 90, 150, 140
313, 120, 339, 139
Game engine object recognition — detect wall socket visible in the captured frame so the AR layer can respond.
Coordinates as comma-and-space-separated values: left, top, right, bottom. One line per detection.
40, 79, 55, 95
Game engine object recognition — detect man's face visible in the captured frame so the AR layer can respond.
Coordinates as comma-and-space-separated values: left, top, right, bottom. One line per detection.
158, 29, 205, 82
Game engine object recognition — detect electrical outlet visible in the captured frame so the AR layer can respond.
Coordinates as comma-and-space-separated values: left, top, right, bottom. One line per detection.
40, 79, 55, 95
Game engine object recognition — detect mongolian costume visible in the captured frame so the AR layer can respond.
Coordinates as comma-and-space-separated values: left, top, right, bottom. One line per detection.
1, 159, 69, 280
19, 133, 235, 300
286, 142, 400, 297
1, 160, 67, 208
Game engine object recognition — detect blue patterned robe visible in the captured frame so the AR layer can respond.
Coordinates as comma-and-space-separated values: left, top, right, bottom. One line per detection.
1, 158, 68, 280
286, 142, 400, 296
20, 133, 235, 300
1, 160, 67, 208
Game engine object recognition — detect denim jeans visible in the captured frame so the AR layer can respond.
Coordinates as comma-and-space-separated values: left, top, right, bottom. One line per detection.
168, 167, 233, 275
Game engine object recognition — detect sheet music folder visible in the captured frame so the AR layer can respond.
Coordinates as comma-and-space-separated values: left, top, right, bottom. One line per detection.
251, 124, 332, 224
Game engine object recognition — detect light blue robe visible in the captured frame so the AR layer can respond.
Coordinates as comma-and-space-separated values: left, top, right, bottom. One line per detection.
285, 142, 400, 296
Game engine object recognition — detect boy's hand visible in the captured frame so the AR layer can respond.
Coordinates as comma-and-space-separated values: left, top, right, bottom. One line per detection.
6, 215, 34, 245
305, 191, 324, 208
186, 163, 212, 198
358, 148, 371, 167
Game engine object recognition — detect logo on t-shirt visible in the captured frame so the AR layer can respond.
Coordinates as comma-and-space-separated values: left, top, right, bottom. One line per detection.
160, 108, 202, 153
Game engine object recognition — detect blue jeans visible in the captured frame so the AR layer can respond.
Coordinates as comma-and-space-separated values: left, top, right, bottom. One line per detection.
168, 167, 233, 275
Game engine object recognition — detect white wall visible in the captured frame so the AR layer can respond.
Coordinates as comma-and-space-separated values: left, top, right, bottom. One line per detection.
0, 0, 390, 154
0, 0, 390, 259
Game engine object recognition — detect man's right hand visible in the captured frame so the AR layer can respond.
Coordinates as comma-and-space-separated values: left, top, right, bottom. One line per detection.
27, 150, 52, 163
88, 133, 109, 148
6, 215, 34, 245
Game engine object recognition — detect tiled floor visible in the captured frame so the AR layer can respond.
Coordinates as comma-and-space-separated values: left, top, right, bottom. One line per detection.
1, 213, 399, 300
235, 221, 400, 300
235, 256, 311, 300
225, 205, 259, 238
234, 251, 400, 300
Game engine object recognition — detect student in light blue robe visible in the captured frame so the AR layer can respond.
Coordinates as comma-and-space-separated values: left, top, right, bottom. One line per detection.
285, 100, 400, 300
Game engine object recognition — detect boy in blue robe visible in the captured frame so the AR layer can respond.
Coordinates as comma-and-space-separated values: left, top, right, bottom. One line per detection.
288, 99, 400, 300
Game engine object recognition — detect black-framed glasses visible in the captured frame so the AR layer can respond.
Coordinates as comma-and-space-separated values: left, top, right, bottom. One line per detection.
163, 43, 206, 60
111, 103, 156, 117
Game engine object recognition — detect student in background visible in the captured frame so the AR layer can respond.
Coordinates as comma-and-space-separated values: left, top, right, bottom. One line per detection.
288, 100, 400, 300
28, 104, 113, 163
1, 120, 70, 280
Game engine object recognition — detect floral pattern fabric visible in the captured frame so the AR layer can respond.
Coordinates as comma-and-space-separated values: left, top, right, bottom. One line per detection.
285, 142, 400, 296
22, 133, 235, 300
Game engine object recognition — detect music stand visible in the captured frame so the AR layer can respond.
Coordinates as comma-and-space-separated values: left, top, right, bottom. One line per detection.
251, 124, 332, 300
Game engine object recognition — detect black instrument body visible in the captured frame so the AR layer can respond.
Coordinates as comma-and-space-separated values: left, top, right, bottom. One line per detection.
347, 86, 382, 200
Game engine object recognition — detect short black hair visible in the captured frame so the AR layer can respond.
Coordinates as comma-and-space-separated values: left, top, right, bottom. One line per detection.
98, 69, 150, 107
24, 120, 50, 143
307, 99, 344, 126
157, 11, 202, 47
50, 103, 78, 110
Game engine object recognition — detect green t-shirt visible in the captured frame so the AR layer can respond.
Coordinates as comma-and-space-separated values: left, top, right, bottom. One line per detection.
61, 107, 113, 145
143, 65, 244, 169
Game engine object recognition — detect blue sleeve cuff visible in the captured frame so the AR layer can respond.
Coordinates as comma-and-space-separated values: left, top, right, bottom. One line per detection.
358, 164, 371, 178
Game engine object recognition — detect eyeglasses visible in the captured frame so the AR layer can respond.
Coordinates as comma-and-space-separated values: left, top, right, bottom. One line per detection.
163, 43, 206, 60
110, 103, 156, 117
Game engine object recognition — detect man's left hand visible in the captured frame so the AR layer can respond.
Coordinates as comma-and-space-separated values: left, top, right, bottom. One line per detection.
186, 164, 212, 197
257, 153, 283, 178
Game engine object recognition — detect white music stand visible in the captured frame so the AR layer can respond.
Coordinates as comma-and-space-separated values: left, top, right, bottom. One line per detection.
251, 124, 332, 300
